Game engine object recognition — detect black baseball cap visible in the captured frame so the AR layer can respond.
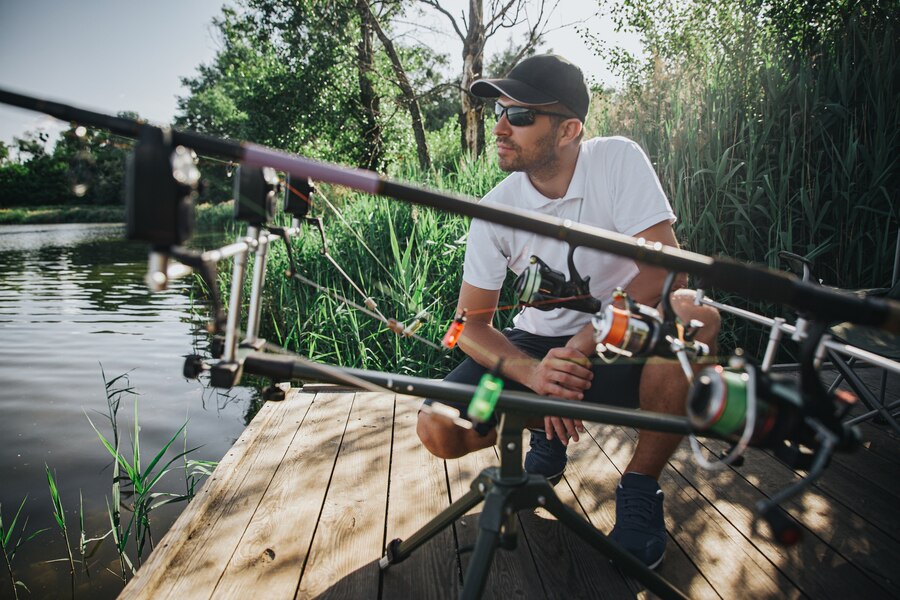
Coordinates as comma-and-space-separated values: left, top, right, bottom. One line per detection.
469, 54, 590, 122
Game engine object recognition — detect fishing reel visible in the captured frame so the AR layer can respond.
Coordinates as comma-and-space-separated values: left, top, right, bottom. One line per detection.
592, 273, 708, 379
126, 126, 199, 251
233, 165, 280, 225
123, 126, 229, 334
688, 356, 804, 452
513, 245, 602, 314
687, 323, 860, 545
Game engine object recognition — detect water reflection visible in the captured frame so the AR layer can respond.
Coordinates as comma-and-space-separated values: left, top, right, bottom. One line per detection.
0, 223, 257, 600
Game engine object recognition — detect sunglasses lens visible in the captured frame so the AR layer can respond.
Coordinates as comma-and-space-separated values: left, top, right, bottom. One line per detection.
506, 107, 535, 126
495, 104, 536, 126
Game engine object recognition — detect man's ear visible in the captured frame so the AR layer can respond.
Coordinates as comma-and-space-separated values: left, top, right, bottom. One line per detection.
558, 119, 583, 146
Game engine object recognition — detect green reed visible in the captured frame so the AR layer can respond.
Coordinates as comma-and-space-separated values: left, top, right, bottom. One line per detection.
45, 465, 76, 597
0, 497, 46, 600
263, 197, 466, 376
37, 368, 214, 590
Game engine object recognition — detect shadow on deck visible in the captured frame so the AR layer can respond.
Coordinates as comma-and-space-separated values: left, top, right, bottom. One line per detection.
118, 370, 899, 599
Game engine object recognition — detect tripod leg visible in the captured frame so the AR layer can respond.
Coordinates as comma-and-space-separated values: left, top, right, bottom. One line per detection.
542, 494, 688, 600
459, 526, 501, 600
380, 486, 485, 569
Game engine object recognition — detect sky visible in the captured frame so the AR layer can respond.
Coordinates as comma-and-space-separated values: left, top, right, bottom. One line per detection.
0, 0, 642, 151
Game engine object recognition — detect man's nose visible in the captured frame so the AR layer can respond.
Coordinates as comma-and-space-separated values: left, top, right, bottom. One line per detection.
492, 114, 511, 136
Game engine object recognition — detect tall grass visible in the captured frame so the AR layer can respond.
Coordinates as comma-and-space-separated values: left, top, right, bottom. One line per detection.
87, 401, 201, 570
222, 153, 508, 378
45, 466, 76, 596
589, 5, 898, 354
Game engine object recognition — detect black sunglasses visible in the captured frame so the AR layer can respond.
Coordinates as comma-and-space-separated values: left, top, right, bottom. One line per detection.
494, 103, 575, 127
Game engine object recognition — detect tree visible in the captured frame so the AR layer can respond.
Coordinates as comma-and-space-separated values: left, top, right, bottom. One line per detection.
417, 0, 562, 156
356, 0, 385, 170
177, 3, 374, 166
365, 1, 431, 169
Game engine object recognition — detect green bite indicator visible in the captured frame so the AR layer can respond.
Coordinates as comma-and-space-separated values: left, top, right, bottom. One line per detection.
468, 369, 504, 424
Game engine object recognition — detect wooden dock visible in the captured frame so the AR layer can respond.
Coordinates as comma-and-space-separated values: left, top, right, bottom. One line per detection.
119, 373, 899, 599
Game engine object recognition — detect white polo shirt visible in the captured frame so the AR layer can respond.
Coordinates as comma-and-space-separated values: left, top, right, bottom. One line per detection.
463, 136, 676, 337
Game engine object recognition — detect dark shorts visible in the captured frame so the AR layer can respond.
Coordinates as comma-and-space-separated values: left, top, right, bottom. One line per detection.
424, 328, 643, 434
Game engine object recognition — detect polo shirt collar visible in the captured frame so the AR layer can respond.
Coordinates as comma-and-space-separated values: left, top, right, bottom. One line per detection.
517, 146, 587, 210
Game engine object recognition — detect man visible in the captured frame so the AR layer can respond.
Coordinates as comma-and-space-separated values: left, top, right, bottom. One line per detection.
417, 54, 720, 569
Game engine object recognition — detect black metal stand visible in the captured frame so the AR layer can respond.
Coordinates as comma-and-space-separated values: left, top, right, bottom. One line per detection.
378, 413, 688, 600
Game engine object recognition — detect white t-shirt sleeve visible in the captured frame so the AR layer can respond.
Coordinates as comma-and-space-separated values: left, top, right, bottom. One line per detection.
608, 139, 676, 236
462, 217, 508, 290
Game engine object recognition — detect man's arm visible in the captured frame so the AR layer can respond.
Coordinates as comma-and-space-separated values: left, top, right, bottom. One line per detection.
456, 281, 592, 402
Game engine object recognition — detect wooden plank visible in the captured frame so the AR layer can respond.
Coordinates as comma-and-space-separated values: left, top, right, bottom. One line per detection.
854, 421, 900, 465
587, 422, 798, 599
829, 437, 900, 499
119, 391, 314, 600
380, 396, 460, 599
701, 437, 900, 594
805, 458, 900, 541
664, 439, 888, 599
566, 426, 720, 600
296, 392, 394, 599
209, 391, 358, 599
449, 444, 545, 599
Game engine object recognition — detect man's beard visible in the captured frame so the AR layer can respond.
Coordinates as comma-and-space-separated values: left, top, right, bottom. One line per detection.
496, 128, 559, 175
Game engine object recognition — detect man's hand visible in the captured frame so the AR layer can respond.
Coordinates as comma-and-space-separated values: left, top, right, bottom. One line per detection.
526, 347, 592, 445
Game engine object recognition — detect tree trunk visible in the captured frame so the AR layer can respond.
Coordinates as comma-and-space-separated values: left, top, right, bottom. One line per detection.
356, 0, 384, 170
460, 0, 485, 157
367, 4, 431, 171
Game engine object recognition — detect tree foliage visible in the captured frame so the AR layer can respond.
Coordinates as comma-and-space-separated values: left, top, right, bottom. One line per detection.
176, 1, 451, 171
0, 125, 130, 207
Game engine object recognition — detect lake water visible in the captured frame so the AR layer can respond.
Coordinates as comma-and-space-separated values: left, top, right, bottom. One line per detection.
0, 223, 257, 599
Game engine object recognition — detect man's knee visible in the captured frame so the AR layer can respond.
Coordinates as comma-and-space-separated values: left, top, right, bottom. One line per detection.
417, 411, 467, 459
670, 289, 721, 342
417, 410, 495, 459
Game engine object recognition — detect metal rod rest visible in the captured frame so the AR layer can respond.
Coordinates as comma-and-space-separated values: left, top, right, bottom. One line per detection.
241, 351, 706, 436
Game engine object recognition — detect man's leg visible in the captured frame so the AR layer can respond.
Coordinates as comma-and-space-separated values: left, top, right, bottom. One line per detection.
611, 289, 720, 568
627, 289, 721, 475
417, 358, 499, 459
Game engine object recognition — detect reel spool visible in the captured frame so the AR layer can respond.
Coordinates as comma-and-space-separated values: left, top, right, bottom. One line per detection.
592, 302, 659, 357
688, 364, 781, 446
512, 252, 602, 314
514, 256, 565, 310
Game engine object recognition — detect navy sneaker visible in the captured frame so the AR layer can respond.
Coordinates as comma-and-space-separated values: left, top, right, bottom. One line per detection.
523, 429, 567, 486
609, 472, 666, 569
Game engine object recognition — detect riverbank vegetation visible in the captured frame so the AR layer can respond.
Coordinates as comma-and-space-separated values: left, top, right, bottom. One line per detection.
0, 204, 124, 225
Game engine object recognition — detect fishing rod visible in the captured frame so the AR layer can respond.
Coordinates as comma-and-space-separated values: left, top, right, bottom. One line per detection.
1, 86, 898, 333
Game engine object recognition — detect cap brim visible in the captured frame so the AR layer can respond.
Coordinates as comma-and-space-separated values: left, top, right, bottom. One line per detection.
469, 79, 558, 106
